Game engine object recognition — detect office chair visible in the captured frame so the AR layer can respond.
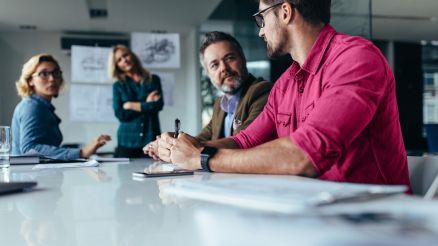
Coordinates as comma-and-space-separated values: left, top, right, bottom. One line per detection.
408, 155, 438, 199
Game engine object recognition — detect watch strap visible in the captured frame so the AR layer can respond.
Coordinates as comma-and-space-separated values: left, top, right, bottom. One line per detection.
200, 146, 218, 172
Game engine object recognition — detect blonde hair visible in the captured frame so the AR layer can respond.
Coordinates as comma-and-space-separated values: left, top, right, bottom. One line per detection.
16, 53, 64, 98
108, 44, 151, 82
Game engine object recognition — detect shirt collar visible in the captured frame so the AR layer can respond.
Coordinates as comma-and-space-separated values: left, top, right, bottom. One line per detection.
220, 87, 242, 114
299, 24, 336, 75
30, 93, 55, 111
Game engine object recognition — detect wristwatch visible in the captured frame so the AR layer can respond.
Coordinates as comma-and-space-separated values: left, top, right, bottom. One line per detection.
200, 146, 218, 172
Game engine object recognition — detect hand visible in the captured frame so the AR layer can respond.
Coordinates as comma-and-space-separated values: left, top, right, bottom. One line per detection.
170, 132, 204, 170
143, 139, 160, 160
123, 102, 141, 111
80, 134, 112, 158
157, 132, 175, 162
146, 90, 161, 102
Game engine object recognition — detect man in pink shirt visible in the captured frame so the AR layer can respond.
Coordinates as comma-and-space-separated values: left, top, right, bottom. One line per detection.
156, 0, 411, 187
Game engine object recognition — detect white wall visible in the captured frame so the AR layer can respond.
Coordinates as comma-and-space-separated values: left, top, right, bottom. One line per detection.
0, 30, 201, 152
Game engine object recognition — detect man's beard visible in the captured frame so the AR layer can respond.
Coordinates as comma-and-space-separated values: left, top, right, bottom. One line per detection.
267, 43, 283, 59
215, 75, 244, 95
266, 29, 288, 59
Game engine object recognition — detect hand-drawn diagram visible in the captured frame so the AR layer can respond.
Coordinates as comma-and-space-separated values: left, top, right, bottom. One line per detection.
131, 33, 180, 68
71, 45, 112, 83
70, 84, 116, 122
80, 56, 106, 71
142, 38, 175, 64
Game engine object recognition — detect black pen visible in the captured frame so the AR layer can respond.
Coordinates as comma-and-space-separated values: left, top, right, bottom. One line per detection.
174, 118, 180, 138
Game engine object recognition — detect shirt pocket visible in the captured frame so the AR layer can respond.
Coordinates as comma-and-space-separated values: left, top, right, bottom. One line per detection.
301, 101, 314, 123
276, 113, 291, 137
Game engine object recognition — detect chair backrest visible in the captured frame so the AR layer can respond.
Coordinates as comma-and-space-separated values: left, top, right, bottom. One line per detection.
425, 124, 438, 152
408, 155, 438, 198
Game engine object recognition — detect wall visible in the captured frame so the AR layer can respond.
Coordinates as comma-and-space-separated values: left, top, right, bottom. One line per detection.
0, 30, 201, 152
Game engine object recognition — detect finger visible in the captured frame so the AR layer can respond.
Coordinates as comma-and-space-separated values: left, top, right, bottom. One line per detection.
151, 153, 160, 160
177, 131, 185, 139
158, 148, 171, 162
97, 135, 110, 141
158, 138, 172, 150
161, 132, 174, 138
161, 133, 176, 144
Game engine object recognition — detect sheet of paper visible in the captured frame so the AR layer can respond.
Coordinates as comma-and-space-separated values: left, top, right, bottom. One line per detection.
131, 32, 180, 68
153, 72, 175, 106
69, 83, 116, 122
90, 155, 130, 163
164, 177, 407, 214
71, 45, 112, 83
32, 160, 100, 169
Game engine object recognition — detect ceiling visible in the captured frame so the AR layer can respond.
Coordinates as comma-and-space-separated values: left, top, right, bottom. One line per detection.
0, 0, 436, 42
0, 0, 222, 35
372, 0, 438, 41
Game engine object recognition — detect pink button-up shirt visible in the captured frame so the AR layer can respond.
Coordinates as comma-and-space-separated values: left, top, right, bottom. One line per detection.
232, 25, 411, 187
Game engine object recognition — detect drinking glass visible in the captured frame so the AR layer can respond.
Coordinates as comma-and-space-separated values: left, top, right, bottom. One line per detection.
0, 126, 12, 168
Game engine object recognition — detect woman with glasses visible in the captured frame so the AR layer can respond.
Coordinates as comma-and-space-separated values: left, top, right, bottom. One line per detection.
11, 53, 111, 160
108, 45, 163, 158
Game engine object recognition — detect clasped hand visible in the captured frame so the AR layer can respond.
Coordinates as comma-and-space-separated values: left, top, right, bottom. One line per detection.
143, 132, 203, 170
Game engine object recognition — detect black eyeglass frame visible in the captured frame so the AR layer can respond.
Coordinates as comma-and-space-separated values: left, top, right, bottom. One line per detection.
252, 2, 284, 28
32, 69, 63, 80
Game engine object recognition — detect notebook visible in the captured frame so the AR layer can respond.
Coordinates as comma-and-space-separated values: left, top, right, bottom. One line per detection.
10, 154, 87, 165
0, 182, 37, 195
164, 177, 408, 214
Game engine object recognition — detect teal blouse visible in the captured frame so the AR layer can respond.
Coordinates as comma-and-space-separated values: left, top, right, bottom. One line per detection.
112, 74, 164, 148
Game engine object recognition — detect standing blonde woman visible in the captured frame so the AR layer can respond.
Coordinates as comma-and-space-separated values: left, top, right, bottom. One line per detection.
12, 53, 111, 160
109, 45, 163, 158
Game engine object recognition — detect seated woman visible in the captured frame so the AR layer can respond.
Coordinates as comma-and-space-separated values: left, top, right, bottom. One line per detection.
11, 53, 111, 160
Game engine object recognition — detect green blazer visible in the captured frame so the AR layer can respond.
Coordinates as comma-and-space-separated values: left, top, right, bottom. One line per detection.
196, 74, 272, 142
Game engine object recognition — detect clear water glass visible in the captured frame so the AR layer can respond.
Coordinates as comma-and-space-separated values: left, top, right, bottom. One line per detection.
0, 126, 12, 168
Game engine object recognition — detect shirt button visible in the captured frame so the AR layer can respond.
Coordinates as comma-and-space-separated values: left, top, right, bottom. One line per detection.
139, 133, 143, 137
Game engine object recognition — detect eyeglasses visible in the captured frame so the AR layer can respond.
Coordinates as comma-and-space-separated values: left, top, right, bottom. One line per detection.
32, 69, 63, 80
252, 2, 284, 28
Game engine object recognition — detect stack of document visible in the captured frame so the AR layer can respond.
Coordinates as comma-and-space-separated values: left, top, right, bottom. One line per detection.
164, 177, 408, 214
89, 155, 130, 163
10, 154, 40, 164
10, 153, 130, 165
32, 159, 100, 169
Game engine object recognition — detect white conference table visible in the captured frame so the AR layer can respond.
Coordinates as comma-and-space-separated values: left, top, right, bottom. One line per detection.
1, 158, 438, 246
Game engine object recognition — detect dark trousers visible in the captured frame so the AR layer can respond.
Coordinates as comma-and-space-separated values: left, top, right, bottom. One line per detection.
115, 146, 148, 158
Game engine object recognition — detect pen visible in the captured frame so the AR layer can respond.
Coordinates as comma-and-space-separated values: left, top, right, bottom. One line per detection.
174, 118, 180, 138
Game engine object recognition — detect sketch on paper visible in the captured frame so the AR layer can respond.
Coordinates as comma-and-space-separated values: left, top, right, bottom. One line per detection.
70, 84, 116, 122
131, 33, 180, 68
154, 72, 175, 106
71, 45, 112, 83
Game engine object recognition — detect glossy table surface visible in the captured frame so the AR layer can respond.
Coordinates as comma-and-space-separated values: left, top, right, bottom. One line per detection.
1, 158, 438, 246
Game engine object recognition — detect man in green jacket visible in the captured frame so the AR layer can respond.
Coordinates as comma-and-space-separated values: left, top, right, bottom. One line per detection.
144, 31, 272, 159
